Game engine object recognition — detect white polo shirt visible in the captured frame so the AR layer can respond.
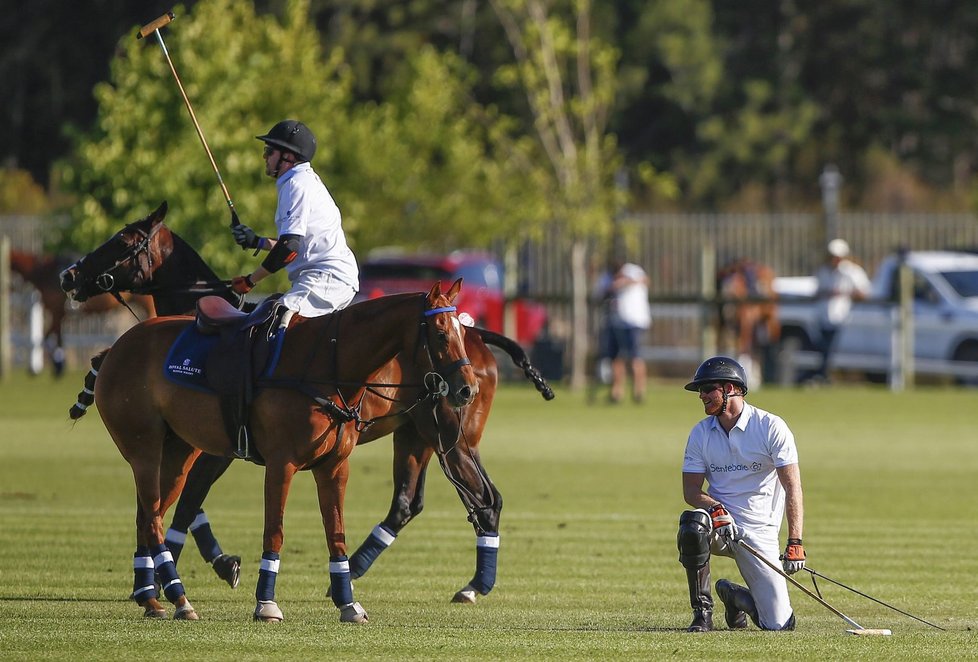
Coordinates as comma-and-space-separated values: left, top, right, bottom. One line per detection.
275, 162, 359, 289
682, 403, 798, 530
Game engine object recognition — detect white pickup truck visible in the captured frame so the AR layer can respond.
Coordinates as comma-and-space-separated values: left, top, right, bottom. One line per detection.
774, 251, 978, 383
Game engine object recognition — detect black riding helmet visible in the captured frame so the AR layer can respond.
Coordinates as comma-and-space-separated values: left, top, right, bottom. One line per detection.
684, 356, 749, 395
256, 120, 317, 162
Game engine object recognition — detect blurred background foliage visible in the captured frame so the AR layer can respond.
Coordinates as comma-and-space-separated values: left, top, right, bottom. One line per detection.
4, 0, 978, 265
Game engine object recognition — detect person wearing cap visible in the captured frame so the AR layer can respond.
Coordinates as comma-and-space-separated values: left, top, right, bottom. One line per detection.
229, 119, 359, 318
809, 238, 871, 382
676, 356, 805, 633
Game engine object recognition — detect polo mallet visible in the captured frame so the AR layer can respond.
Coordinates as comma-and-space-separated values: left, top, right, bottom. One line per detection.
137, 11, 240, 228
805, 567, 944, 631
736, 539, 892, 636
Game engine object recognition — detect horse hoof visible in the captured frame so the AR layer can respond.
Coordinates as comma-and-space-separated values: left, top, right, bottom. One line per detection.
451, 585, 478, 604
140, 598, 167, 618
212, 554, 241, 589
254, 600, 284, 623
174, 601, 199, 621
339, 601, 368, 624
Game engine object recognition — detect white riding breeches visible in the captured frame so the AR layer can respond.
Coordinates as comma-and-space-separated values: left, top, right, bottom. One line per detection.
280, 269, 356, 318
711, 527, 794, 630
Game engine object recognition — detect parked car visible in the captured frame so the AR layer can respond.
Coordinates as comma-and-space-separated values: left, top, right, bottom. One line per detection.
774, 250, 978, 383
354, 251, 548, 346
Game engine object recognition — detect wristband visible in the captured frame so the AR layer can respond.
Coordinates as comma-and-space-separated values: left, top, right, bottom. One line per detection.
787, 538, 803, 545
244, 274, 255, 288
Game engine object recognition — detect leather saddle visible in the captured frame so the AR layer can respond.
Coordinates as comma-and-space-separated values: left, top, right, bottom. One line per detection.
195, 294, 285, 462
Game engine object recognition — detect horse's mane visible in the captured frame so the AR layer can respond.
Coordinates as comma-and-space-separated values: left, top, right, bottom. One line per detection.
164, 229, 224, 283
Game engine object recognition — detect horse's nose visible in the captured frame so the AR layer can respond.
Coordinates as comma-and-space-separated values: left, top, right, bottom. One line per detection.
454, 382, 478, 407
59, 267, 77, 293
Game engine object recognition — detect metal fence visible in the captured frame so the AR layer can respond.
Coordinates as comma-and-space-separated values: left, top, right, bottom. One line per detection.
5, 211, 978, 375
514, 212, 978, 378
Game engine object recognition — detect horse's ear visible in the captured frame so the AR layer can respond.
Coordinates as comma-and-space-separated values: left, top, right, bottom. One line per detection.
446, 277, 463, 303
152, 201, 168, 222
427, 281, 443, 303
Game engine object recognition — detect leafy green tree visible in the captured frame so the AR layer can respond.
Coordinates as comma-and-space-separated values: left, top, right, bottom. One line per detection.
331, 45, 550, 254
488, 0, 645, 389
59, 0, 351, 285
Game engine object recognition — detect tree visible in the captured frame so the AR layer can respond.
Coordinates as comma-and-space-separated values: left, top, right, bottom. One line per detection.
59, 0, 353, 284
488, 0, 632, 389
58, 0, 555, 289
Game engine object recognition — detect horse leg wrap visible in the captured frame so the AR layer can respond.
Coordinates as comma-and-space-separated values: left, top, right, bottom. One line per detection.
349, 524, 396, 579
189, 510, 222, 562
469, 533, 500, 595
150, 544, 185, 602
163, 527, 187, 565
70, 368, 98, 418
256, 551, 280, 602
132, 547, 159, 602
329, 556, 354, 607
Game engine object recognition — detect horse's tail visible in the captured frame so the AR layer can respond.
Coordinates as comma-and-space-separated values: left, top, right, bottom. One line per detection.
474, 328, 555, 401
69, 349, 109, 420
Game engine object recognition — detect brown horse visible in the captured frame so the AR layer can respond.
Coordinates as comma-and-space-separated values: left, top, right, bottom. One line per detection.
60, 202, 553, 614
8, 249, 154, 375
716, 258, 780, 385
93, 281, 477, 623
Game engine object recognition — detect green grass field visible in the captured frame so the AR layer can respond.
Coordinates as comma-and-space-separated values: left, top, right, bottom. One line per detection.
1, 370, 976, 660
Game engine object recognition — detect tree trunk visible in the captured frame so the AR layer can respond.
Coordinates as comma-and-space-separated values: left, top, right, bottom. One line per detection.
569, 238, 589, 390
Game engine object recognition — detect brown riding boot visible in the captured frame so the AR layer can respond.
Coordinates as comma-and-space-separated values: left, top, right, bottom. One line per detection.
685, 565, 714, 632
715, 579, 757, 630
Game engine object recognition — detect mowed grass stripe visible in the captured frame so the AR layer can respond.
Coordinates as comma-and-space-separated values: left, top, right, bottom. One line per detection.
0, 371, 975, 660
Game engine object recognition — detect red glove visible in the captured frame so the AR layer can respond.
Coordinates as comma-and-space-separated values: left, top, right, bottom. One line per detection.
781, 538, 806, 574
231, 274, 254, 294
709, 503, 738, 541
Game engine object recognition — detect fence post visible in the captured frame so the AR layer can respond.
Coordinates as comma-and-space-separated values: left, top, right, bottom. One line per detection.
699, 245, 717, 360
889, 262, 914, 391
0, 236, 9, 380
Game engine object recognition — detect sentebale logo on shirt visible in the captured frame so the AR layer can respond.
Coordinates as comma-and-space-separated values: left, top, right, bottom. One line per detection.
710, 462, 763, 473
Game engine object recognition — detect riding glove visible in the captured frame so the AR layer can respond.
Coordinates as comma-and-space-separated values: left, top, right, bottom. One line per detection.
231, 275, 255, 294
781, 538, 806, 574
709, 503, 739, 542
231, 224, 262, 250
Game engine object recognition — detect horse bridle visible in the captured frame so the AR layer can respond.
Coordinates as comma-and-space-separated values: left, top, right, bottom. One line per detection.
419, 304, 472, 397
87, 221, 163, 295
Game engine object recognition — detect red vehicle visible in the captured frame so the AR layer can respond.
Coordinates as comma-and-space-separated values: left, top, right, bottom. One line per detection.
355, 251, 548, 346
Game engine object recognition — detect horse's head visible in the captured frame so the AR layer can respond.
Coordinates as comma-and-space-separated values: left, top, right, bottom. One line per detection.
60, 202, 172, 302
421, 278, 480, 408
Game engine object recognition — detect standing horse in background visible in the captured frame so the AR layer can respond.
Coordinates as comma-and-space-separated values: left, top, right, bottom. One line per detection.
92, 282, 478, 623
60, 201, 554, 610
8, 249, 155, 376
716, 258, 780, 386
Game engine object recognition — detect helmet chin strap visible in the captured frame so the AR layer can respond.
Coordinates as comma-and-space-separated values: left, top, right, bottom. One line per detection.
270, 150, 297, 178
710, 383, 734, 416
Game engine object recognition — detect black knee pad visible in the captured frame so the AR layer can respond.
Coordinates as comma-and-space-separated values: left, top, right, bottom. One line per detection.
677, 509, 711, 569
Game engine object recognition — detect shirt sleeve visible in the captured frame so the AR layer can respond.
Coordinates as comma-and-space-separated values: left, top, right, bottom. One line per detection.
768, 415, 799, 467
682, 426, 708, 473
276, 178, 309, 237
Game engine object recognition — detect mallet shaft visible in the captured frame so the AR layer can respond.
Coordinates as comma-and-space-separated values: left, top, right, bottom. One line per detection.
137, 11, 175, 40
736, 539, 865, 630
137, 12, 238, 225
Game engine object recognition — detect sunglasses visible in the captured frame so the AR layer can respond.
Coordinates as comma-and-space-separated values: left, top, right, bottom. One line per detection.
263, 144, 278, 158
697, 383, 723, 394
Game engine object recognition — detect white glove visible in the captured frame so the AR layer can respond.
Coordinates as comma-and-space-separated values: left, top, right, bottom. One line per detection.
781, 539, 806, 574
709, 503, 739, 541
